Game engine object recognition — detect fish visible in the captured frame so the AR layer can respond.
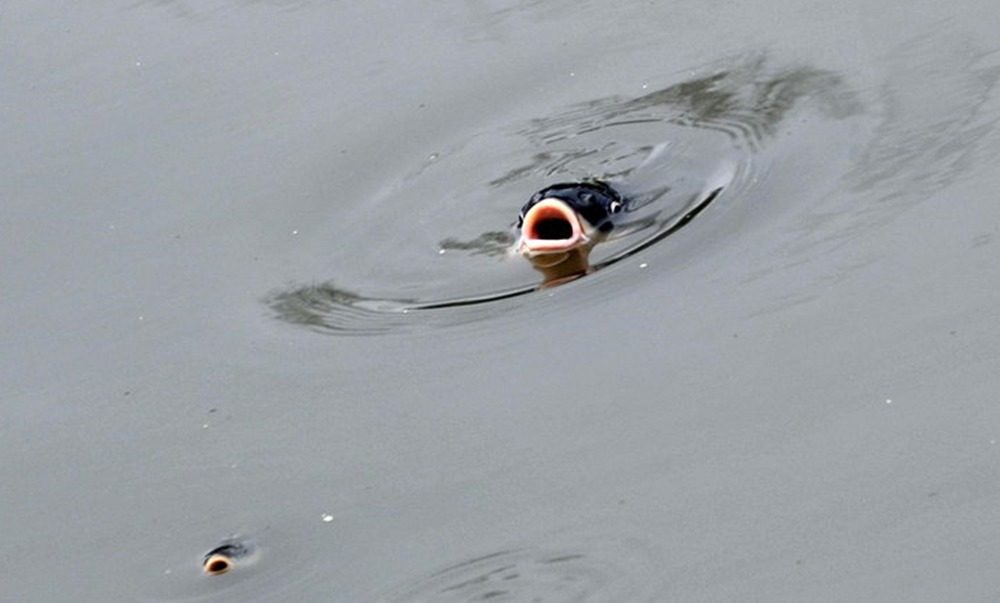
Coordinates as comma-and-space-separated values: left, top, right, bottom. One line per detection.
515, 181, 626, 284
202, 539, 257, 576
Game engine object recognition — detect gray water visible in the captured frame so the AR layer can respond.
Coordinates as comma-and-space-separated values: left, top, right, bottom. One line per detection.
4, 1, 1000, 601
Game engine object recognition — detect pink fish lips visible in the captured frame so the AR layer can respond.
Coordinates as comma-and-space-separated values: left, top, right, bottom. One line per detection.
514, 181, 625, 283
516, 197, 591, 256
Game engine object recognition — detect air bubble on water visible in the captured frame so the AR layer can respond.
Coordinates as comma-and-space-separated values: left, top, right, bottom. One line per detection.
135, 60, 142, 67
292, 229, 299, 235
438, 249, 446, 255
428, 153, 438, 161
885, 399, 892, 404
202, 423, 209, 429
569, 72, 575, 77
641, 82, 648, 89
321, 513, 334, 523
639, 263, 648, 269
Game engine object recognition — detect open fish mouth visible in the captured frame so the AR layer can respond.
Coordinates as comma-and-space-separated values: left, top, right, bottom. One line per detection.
517, 198, 590, 255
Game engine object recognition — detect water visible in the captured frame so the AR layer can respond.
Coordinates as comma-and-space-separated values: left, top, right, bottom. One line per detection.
3, 1, 1000, 601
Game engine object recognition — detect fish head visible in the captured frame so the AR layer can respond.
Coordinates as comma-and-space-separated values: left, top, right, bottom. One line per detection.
515, 181, 624, 258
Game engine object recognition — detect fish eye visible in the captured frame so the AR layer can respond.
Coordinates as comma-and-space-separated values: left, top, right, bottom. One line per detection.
609, 200, 623, 213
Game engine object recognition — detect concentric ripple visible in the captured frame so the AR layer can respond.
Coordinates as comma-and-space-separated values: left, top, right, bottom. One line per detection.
264, 57, 858, 335
374, 537, 663, 602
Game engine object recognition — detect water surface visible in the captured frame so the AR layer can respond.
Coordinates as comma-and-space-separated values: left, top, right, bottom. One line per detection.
3, 1, 1000, 601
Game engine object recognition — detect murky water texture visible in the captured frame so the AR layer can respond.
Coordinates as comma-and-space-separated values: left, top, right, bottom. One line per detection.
266, 58, 855, 335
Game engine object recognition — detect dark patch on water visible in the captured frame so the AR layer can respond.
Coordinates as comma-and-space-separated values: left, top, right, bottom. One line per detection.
439, 231, 517, 257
